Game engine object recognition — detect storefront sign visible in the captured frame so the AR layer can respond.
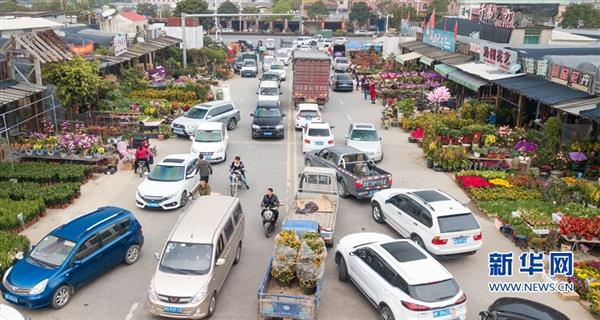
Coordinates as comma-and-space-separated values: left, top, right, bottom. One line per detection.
523, 58, 535, 74
536, 60, 548, 77
458, 5, 472, 20
479, 4, 515, 28
469, 42, 481, 54
548, 63, 595, 93
480, 44, 518, 72
113, 34, 127, 56
522, 58, 549, 77
423, 28, 456, 52
71, 42, 94, 56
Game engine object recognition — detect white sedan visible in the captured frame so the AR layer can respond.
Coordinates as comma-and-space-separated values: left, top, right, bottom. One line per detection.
371, 189, 483, 257
269, 62, 287, 81
136, 154, 200, 210
190, 121, 229, 163
295, 103, 321, 129
302, 122, 334, 153
335, 233, 467, 320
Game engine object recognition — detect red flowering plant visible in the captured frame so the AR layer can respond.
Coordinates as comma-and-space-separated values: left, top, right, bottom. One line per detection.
560, 216, 600, 240
456, 176, 493, 189
410, 128, 424, 139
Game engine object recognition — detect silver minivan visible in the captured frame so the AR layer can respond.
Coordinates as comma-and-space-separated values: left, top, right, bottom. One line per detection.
148, 195, 245, 319
171, 101, 241, 137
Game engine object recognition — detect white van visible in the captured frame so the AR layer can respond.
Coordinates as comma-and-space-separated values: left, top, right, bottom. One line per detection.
257, 81, 281, 103
148, 195, 245, 319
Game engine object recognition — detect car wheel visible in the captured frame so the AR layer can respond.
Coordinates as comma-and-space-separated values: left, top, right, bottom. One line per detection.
51, 285, 72, 309
337, 180, 348, 198
124, 244, 141, 265
372, 203, 385, 224
379, 305, 395, 320
411, 235, 426, 250
338, 256, 348, 282
180, 191, 188, 208
233, 242, 242, 265
227, 118, 237, 130
207, 292, 217, 318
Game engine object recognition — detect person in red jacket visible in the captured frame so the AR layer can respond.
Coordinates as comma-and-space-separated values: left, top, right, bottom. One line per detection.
369, 81, 377, 104
134, 144, 150, 174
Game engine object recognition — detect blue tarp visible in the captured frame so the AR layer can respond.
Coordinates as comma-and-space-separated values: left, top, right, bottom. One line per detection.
493, 76, 591, 106
580, 104, 600, 122
346, 41, 361, 50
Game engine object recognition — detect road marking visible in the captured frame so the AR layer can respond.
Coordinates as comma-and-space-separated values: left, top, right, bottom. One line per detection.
339, 99, 344, 105
346, 114, 352, 122
124, 302, 138, 320
285, 74, 293, 198
239, 97, 245, 104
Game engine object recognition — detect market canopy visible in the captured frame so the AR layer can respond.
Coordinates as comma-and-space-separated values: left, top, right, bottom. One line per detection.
0, 80, 46, 106
454, 62, 523, 81
434, 63, 457, 76
346, 41, 361, 50
579, 104, 600, 122
448, 70, 489, 91
395, 51, 422, 64
553, 97, 600, 116
493, 76, 592, 106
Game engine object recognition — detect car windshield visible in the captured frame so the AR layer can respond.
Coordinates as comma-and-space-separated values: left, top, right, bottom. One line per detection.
262, 73, 279, 81
308, 128, 330, 137
336, 75, 352, 81
260, 87, 278, 95
278, 52, 288, 58
337, 58, 348, 63
243, 60, 255, 66
148, 165, 185, 182
235, 56, 243, 62
300, 110, 318, 118
160, 242, 213, 275
194, 129, 223, 142
264, 57, 275, 63
271, 64, 284, 70
28, 235, 76, 268
185, 108, 208, 119
256, 108, 281, 117
350, 129, 379, 141
409, 279, 460, 303
437, 213, 480, 233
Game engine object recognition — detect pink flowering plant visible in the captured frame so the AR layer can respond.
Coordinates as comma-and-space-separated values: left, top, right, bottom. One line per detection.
426, 86, 451, 104
515, 140, 538, 157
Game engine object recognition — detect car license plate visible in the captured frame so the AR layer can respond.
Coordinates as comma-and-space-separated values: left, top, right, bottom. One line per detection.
147, 203, 159, 208
164, 306, 182, 313
173, 129, 184, 134
263, 131, 273, 136
315, 141, 324, 146
433, 308, 451, 317
4, 293, 18, 303
453, 237, 467, 245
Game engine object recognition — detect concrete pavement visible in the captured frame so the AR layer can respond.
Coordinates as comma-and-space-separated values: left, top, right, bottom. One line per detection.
11, 67, 592, 320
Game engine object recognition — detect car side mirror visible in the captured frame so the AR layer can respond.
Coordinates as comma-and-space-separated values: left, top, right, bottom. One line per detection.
153, 252, 161, 261
282, 113, 286, 117
479, 311, 490, 320
189, 136, 194, 141
186, 173, 195, 179
279, 92, 283, 95
380, 137, 382, 140
72, 260, 83, 267
344, 135, 349, 138
216, 258, 226, 266
206, 115, 213, 119
330, 125, 335, 129
15, 251, 24, 260
250, 113, 254, 117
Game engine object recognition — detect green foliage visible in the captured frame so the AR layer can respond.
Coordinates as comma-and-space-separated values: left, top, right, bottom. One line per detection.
534, 116, 562, 166
428, 0, 449, 15
137, 3, 157, 17
560, 203, 600, 218
460, 99, 494, 123
0, 1, 29, 11
0, 163, 90, 183
43, 57, 104, 113
307, 1, 329, 19
432, 146, 471, 171
160, 6, 173, 18
218, 1, 239, 14
349, 1, 372, 26
0, 182, 80, 206
470, 187, 542, 202
456, 170, 508, 180
0, 199, 45, 231
94, 46, 113, 56
31, 0, 61, 11
188, 47, 227, 67
389, 6, 417, 29
561, 3, 600, 29
174, 0, 212, 28
119, 67, 149, 92
0, 231, 30, 276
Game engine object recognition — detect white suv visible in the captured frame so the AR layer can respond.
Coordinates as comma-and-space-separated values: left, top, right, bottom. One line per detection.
335, 233, 467, 320
295, 103, 321, 129
190, 121, 228, 163
257, 81, 281, 103
302, 122, 334, 153
371, 189, 483, 257
136, 154, 200, 210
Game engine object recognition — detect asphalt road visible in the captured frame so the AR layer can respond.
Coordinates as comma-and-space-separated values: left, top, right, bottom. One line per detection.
13, 65, 593, 320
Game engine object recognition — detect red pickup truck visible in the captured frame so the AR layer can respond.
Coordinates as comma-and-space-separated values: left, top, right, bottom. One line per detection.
292, 50, 331, 106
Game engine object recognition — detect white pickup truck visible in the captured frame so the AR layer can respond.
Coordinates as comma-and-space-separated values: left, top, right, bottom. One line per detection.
282, 167, 339, 246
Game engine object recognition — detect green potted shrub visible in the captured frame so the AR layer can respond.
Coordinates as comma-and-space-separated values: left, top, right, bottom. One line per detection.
449, 129, 461, 145
438, 126, 450, 146
472, 146, 482, 158
460, 127, 473, 145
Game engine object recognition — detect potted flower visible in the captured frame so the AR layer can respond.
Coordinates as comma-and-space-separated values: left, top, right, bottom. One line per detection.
472, 146, 482, 158
461, 127, 473, 146
438, 127, 450, 146
484, 134, 496, 147
32, 141, 44, 156
487, 146, 500, 159
449, 129, 461, 145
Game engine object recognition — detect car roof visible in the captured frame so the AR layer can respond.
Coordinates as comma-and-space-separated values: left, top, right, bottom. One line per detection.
52, 206, 131, 242
297, 103, 319, 110
373, 240, 453, 285
196, 121, 223, 130
260, 81, 279, 88
407, 189, 471, 217
170, 196, 238, 243
195, 100, 230, 109
351, 122, 376, 130
307, 122, 331, 129
488, 298, 569, 320
257, 100, 280, 108
158, 153, 195, 166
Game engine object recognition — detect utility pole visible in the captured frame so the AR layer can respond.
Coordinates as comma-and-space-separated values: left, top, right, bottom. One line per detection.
182, 13, 187, 68
214, 0, 218, 41
239, 0, 242, 31
385, 14, 391, 33
300, 0, 304, 35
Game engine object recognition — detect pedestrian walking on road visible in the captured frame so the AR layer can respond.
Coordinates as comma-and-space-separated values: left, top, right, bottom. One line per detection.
196, 154, 213, 183
369, 82, 377, 104
362, 80, 369, 100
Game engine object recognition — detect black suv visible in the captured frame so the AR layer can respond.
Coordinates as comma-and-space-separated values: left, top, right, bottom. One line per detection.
250, 100, 285, 139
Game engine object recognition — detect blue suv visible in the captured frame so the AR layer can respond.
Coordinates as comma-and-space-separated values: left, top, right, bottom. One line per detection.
1, 206, 144, 309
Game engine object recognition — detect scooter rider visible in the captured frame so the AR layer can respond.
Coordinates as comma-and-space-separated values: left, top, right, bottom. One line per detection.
229, 156, 249, 189
261, 188, 280, 222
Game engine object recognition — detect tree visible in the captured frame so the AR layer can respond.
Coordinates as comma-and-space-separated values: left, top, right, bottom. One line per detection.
137, 3, 157, 17
349, 1, 372, 28
389, 5, 416, 29
307, 1, 328, 20
174, 0, 212, 28
160, 6, 173, 18
43, 57, 104, 114
561, 3, 600, 28
428, 0, 449, 15
243, 6, 260, 30
0, 1, 28, 11
218, 1, 238, 14
31, 0, 61, 11
376, 0, 395, 16
269, 0, 293, 31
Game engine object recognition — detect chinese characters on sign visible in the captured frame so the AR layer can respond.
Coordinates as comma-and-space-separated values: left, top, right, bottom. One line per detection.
479, 4, 515, 28
458, 5, 472, 20
469, 43, 481, 55
548, 63, 595, 93
480, 44, 518, 72
522, 58, 549, 77
536, 60, 548, 77
423, 28, 456, 53
488, 251, 573, 277
113, 34, 127, 56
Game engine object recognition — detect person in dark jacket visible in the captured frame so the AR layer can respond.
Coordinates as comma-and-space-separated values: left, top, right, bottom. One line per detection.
196, 154, 213, 182
229, 156, 249, 189
261, 188, 280, 222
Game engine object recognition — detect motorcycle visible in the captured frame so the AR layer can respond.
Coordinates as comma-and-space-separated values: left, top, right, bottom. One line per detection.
137, 160, 149, 178
230, 170, 243, 197
261, 205, 281, 238
381, 110, 392, 130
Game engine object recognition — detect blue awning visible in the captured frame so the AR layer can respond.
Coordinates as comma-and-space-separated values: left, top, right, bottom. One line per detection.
493, 76, 591, 106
